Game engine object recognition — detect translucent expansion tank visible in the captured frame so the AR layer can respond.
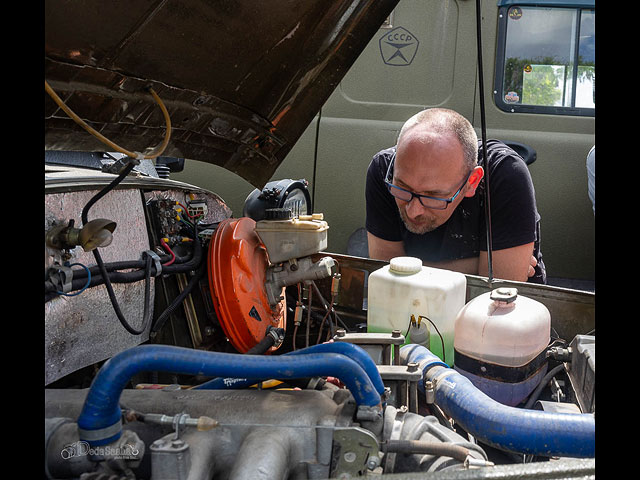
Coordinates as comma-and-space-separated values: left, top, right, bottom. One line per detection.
367, 257, 466, 364
453, 287, 551, 406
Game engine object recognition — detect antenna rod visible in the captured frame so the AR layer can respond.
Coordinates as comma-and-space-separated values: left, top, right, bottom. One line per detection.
475, 0, 493, 286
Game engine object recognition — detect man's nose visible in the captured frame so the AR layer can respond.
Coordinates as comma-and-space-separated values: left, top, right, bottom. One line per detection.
405, 196, 427, 218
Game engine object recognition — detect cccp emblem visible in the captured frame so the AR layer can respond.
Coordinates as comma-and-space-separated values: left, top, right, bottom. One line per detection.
379, 27, 419, 66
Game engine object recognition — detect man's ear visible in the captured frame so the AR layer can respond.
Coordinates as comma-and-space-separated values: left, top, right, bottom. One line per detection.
464, 166, 484, 197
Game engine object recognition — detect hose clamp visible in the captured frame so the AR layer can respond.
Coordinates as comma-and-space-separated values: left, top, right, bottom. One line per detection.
142, 250, 162, 276
47, 264, 73, 293
266, 326, 285, 348
384, 405, 407, 473
78, 419, 123, 444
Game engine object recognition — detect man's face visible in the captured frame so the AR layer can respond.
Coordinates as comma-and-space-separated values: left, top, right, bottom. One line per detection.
393, 130, 475, 234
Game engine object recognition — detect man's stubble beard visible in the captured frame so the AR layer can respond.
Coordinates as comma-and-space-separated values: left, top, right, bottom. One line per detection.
398, 205, 439, 234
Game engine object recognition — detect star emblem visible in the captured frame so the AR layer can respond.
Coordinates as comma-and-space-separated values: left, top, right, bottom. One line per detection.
379, 27, 419, 66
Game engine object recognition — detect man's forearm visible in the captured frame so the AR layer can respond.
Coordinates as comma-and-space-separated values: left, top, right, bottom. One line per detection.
478, 243, 535, 282
422, 256, 479, 275
367, 232, 406, 261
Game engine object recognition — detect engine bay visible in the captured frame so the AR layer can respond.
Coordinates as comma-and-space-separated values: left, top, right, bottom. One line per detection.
44, 158, 595, 480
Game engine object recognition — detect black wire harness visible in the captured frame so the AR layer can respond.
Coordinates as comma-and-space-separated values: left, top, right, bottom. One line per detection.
45, 159, 208, 336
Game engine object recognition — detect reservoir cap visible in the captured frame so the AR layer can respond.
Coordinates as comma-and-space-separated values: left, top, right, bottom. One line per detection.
389, 256, 422, 274
490, 287, 518, 304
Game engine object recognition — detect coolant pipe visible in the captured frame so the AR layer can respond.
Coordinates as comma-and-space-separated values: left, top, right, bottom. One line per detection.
76, 344, 381, 446
400, 344, 595, 458
193, 342, 385, 395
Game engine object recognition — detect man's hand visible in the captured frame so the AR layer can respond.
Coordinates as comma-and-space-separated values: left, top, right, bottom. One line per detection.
528, 255, 538, 278
479, 242, 535, 282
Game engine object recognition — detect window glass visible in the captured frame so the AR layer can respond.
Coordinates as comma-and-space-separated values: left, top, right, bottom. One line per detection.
575, 10, 595, 108
497, 6, 595, 114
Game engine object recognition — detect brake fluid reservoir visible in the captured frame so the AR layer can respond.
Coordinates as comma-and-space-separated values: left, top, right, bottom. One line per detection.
254, 213, 328, 264
367, 257, 466, 364
453, 287, 551, 406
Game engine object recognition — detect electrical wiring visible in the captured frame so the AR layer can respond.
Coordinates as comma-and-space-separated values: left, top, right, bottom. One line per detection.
292, 283, 303, 351
53, 80, 171, 335
44, 232, 204, 303
404, 314, 447, 364
311, 281, 349, 334
306, 284, 313, 348
176, 209, 204, 235
44, 80, 216, 337
160, 239, 176, 266
45, 248, 191, 286
316, 292, 336, 344
150, 266, 206, 335
44, 80, 172, 161
55, 263, 91, 297
177, 203, 205, 221
149, 221, 204, 335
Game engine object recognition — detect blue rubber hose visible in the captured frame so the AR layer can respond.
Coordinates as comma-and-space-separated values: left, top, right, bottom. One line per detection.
400, 344, 595, 458
76, 344, 381, 445
193, 342, 385, 395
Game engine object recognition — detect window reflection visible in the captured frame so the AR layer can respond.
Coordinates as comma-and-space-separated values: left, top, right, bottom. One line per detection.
499, 6, 594, 111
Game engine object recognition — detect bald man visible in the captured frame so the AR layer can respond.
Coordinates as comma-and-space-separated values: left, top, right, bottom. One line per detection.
365, 108, 545, 283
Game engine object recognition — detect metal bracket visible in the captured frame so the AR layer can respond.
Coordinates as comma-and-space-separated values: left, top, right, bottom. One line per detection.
383, 406, 407, 474
47, 264, 74, 293
101, 155, 141, 174
330, 427, 380, 479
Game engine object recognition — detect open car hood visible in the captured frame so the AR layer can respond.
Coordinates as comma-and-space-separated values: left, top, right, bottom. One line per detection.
44, 0, 399, 188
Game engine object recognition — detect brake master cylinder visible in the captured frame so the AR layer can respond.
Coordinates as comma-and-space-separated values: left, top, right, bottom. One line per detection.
453, 287, 551, 406
255, 212, 335, 306
254, 211, 329, 264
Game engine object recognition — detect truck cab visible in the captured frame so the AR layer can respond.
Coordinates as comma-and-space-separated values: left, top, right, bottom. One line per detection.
176, 0, 595, 288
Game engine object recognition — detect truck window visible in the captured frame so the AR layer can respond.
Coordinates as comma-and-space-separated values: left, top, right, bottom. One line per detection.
494, 2, 595, 115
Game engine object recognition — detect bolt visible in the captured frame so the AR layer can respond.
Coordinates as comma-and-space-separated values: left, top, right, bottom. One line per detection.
193, 96, 207, 106
425, 380, 435, 404
407, 362, 418, 372
343, 451, 357, 463
367, 456, 380, 469
391, 329, 401, 337
336, 328, 346, 337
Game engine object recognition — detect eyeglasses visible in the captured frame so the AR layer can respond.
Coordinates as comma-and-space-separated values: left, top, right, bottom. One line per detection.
384, 152, 472, 210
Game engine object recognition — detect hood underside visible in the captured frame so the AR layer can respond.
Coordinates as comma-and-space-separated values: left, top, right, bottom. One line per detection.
44, 0, 399, 188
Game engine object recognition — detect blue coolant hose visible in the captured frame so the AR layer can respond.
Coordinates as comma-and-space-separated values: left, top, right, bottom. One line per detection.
193, 342, 386, 395
400, 344, 595, 458
76, 344, 381, 445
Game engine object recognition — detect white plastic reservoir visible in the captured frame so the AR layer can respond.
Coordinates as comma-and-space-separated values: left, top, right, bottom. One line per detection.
367, 257, 466, 364
254, 213, 328, 264
453, 287, 551, 406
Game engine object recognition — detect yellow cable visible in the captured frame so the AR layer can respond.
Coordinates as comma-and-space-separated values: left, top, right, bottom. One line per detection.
44, 80, 172, 160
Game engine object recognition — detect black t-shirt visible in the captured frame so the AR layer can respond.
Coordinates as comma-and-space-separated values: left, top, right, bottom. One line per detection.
365, 139, 546, 283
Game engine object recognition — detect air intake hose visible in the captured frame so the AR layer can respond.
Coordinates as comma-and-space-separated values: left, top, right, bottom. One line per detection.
76, 344, 381, 446
400, 344, 595, 458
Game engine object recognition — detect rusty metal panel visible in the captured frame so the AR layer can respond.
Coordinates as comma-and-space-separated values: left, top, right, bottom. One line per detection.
45, 188, 152, 385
